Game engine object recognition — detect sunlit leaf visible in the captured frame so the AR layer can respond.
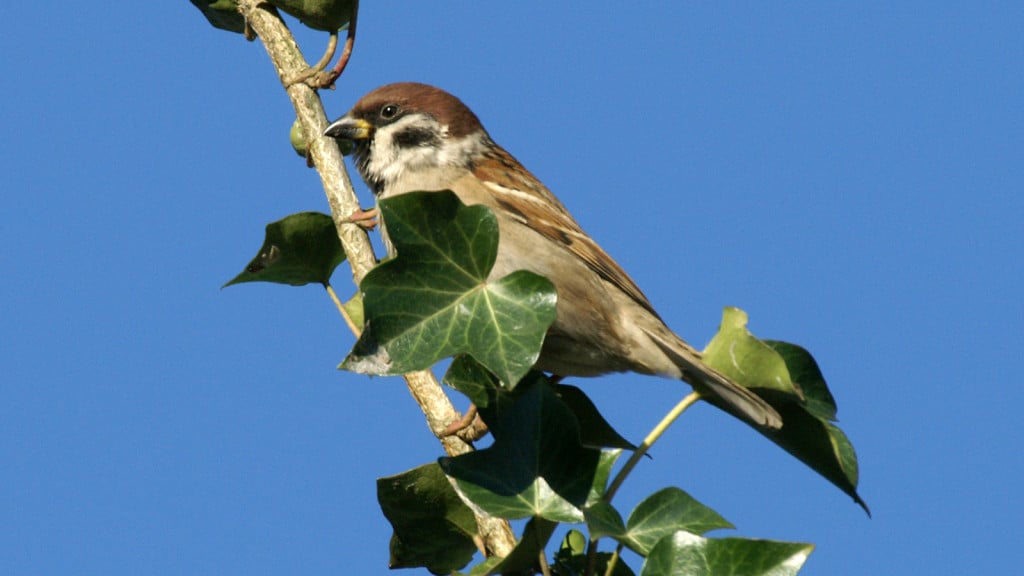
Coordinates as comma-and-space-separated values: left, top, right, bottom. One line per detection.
704, 308, 868, 513
623, 487, 733, 555
342, 191, 557, 388
641, 532, 814, 576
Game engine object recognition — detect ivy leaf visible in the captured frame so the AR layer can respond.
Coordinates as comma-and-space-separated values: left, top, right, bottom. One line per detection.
443, 354, 501, 408
342, 191, 557, 388
641, 532, 814, 576
189, 0, 247, 34
224, 212, 344, 288
584, 501, 627, 542
766, 340, 836, 420
342, 291, 364, 329
439, 375, 601, 523
556, 385, 636, 451
704, 308, 869, 514
552, 529, 637, 576
270, 0, 355, 32
189, 0, 356, 33
586, 449, 622, 508
377, 463, 479, 574
622, 487, 734, 556
476, 517, 557, 575
703, 307, 802, 398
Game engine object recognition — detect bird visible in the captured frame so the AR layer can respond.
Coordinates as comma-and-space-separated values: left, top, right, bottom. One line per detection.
324, 82, 782, 429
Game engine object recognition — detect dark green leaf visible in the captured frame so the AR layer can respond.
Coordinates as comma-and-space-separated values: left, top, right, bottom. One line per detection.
224, 212, 344, 287
270, 0, 355, 32
439, 376, 601, 523
190, 0, 355, 34
443, 355, 500, 408
641, 532, 814, 576
586, 449, 622, 507
479, 517, 557, 575
761, 401, 869, 514
189, 0, 247, 34
703, 308, 868, 514
765, 340, 836, 420
556, 385, 636, 451
584, 500, 627, 541
456, 556, 502, 576
552, 529, 637, 576
623, 487, 733, 556
343, 191, 557, 388
377, 463, 479, 574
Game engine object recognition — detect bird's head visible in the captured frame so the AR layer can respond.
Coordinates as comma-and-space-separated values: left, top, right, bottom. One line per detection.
324, 82, 490, 194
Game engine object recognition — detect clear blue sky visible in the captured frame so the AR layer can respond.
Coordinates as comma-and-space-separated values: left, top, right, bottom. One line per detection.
2, 2, 1021, 574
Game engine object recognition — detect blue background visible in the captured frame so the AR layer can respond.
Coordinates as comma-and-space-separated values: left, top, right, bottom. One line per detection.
2, 2, 1021, 574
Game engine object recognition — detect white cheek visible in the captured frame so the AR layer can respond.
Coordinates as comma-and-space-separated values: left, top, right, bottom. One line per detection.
368, 115, 448, 185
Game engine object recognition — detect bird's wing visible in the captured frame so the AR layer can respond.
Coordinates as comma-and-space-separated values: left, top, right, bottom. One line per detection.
472, 145, 662, 319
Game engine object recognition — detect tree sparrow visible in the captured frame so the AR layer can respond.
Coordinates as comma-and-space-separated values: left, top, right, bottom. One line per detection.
325, 83, 782, 429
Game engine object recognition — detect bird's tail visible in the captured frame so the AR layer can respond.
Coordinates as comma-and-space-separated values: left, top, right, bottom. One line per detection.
646, 330, 783, 429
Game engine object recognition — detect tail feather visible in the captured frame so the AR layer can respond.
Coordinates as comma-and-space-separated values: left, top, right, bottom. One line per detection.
646, 330, 783, 429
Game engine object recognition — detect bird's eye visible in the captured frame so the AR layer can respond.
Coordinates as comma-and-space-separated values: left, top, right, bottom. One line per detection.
380, 104, 400, 120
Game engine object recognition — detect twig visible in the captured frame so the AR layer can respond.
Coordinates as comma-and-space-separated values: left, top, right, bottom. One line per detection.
585, 391, 701, 575
234, 0, 515, 558
323, 283, 358, 334
606, 391, 701, 500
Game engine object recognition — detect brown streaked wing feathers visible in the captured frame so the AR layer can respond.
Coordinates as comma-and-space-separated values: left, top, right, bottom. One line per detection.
473, 145, 662, 320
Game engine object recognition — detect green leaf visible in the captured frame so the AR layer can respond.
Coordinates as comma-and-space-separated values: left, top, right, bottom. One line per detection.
443, 355, 500, 408
377, 463, 479, 574
641, 532, 814, 576
439, 376, 601, 523
703, 308, 868, 514
623, 487, 734, 556
342, 191, 558, 388
586, 449, 622, 508
765, 340, 836, 420
444, 356, 634, 452
760, 400, 869, 514
456, 556, 502, 576
703, 307, 802, 398
270, 0, 355, 32
342, 291, 364, 329
189, 0, 247, 34
584, 500, 627, 541
191, 0, 355, 33
224, 212, 344, 287
552, 528, 637, 576
478, 517, 557, 575
556, 385, 636, 451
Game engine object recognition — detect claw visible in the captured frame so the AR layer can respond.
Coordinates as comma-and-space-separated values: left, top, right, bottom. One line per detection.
344, 207, 379, 230
442, 405, 489, 441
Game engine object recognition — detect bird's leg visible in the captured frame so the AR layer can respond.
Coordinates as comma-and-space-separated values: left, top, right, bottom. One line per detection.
343, 207, 379, 230
284, 32, 338, 87
442, 404, 489, 441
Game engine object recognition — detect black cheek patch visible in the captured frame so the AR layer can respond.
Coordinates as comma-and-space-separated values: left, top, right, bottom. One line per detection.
393, 127, 441, 149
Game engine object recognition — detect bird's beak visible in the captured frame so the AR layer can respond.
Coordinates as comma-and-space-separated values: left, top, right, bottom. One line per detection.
324, 116, 373, 141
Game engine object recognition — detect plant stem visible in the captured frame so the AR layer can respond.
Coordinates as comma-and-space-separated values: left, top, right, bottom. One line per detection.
584, 391, 701, 575
234, 0, 516, 557
323, 283, 359, 334
603, 544, 623, 576
605, 391, 701, 502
